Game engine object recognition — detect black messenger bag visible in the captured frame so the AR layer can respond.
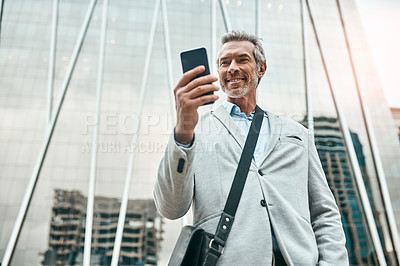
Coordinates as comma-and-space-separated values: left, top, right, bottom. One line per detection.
168, 226, 213, 266
168, 105, 264, 266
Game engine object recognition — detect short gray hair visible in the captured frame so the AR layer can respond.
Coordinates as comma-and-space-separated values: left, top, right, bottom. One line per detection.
217, 30, 266, 68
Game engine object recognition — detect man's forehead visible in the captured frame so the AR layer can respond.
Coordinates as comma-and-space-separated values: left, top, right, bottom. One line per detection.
218, 40, 255, 58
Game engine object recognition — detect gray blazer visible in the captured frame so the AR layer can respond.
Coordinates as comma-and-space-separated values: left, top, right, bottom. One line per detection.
154, 105, 349, 265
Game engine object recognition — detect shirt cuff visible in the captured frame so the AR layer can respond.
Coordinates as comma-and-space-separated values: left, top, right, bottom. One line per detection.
174, 131, 195, 148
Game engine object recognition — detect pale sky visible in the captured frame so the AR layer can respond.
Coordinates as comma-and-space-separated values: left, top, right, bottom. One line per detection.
355, 0, 400, 108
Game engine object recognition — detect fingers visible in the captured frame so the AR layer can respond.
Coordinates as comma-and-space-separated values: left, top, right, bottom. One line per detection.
193, 92, 219, 106
174, 73, 218, 99
174, 65, 219, 105
185, 74, 218, 92
175, 65, 206, 88
175, 66, 218, 93
176, 92, 219, 115
175, 81, 219, 108
185, 83, 219, 100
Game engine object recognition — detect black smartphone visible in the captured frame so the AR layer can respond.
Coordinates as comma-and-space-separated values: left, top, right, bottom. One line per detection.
180, 47, 214, 105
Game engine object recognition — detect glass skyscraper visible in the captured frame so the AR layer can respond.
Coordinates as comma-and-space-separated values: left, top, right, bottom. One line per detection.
311, 117, 388, 264
1, 0, 400, 265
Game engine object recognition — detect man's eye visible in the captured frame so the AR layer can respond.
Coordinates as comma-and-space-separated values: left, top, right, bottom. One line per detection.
221, 61, 229, 66
240, 58, 249, 62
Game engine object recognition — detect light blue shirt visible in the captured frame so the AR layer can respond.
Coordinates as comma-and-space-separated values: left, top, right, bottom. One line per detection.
221, 101, 270, 167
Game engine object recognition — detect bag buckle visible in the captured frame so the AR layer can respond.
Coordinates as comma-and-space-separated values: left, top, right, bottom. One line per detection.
209, 238, 225, 254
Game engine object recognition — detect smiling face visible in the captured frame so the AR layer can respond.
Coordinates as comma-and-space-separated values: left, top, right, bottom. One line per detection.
217, 40, 266, 99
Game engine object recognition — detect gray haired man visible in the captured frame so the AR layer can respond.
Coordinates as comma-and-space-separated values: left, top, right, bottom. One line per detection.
154, 30, 348, 265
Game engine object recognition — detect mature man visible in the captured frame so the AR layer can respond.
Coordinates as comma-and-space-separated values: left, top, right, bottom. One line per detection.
154, 30, 348, 265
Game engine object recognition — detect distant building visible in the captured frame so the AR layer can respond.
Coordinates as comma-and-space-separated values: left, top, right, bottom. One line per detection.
390, 107, 400, 141
42, 190, 162, 266
310, 117, 391, 265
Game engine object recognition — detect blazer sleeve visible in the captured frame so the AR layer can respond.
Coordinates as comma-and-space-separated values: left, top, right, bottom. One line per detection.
307, 132, 349, 265
153, 132, 196, 220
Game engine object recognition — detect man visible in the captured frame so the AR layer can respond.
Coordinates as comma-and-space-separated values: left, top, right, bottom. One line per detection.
154, 30, 348, 265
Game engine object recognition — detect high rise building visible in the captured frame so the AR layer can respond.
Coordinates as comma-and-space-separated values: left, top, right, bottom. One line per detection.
311, 117, 389, 265
1, 0, 400, 265
41, 190, 162, 265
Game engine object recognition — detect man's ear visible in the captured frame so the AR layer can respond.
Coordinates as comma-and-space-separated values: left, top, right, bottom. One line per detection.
258, 61, 267, 78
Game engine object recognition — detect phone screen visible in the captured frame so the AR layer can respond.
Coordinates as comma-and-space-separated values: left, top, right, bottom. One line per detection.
180, 47, 214, 105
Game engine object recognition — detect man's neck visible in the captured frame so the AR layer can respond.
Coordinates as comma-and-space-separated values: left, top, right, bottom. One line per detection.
227, 94, 257, 117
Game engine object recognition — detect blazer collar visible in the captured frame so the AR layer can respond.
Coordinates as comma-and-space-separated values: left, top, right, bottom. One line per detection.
212, 105, 245, 148
211, 105, 282, 164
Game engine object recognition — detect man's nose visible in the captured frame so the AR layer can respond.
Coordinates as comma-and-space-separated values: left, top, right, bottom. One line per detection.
228, 60, 239, 73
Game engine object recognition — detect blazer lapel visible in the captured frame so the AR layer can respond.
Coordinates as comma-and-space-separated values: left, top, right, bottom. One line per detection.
259, 111, 281, 166
211, 105, 246, 149
211, 105, 282, 166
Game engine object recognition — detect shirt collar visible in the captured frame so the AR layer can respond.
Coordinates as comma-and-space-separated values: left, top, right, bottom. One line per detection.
221, 101, 254, 120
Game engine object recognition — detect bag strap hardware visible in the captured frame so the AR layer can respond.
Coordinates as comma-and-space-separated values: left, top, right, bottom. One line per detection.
208, 238, 225, 255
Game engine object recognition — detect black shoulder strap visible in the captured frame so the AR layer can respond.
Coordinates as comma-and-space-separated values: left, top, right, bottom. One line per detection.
203, 105, 264, 266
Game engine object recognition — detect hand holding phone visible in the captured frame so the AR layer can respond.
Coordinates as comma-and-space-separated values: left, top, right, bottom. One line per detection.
174, 48, 219, 144
180, 47, 214, 105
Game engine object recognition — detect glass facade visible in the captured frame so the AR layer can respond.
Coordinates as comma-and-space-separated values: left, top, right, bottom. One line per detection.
1, 0, 400, 265
311, 117, 388, 264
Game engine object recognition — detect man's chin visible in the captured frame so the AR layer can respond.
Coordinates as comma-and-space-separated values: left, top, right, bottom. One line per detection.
227, 94, 244, 99
224, 87, 250, 98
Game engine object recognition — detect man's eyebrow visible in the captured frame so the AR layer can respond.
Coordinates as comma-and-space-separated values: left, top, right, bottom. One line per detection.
220, 53, 251, 61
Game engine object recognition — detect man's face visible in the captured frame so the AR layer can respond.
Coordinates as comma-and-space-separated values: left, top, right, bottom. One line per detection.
217, 40, 264, 98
